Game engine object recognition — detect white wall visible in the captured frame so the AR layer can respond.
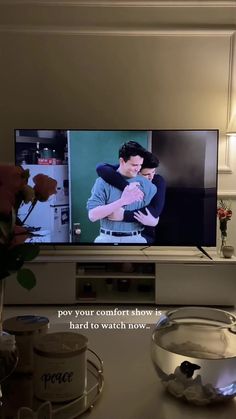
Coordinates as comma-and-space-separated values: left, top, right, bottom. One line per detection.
0, 0, 236, 250
218, 134, 236, 249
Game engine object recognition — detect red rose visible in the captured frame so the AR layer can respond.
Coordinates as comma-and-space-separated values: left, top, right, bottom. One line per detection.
0, 165, 56, 289
33, 174, 57, 202
217, 208, 226, 219
0, 185, 15, 215
0, 165, 28, 195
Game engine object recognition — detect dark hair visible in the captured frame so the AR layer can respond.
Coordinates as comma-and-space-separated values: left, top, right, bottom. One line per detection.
119, 141, 146, 162
141, 151, 159, 169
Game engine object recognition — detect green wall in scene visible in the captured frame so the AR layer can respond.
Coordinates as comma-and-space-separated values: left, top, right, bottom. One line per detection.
69, 131, 148, 242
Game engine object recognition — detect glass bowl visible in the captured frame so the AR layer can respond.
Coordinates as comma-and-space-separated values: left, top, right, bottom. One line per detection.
151, 307, 236, 405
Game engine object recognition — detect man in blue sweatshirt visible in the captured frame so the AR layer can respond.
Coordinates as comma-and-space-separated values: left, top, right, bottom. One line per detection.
87, 142, 157, 244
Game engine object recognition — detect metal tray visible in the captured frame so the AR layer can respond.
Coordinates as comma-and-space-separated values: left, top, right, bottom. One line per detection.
2, 349, 104, 419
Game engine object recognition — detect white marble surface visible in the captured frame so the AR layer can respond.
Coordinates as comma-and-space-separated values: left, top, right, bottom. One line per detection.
3, 305, 236, 419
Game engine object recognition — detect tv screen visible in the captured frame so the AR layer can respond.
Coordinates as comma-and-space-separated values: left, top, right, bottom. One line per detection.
15, 129, 218, 247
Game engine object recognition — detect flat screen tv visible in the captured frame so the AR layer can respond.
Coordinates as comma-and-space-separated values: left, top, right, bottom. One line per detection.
15, 129, 218, 248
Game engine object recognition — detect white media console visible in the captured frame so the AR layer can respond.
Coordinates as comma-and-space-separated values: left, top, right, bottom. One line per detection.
4, 248, 236, 306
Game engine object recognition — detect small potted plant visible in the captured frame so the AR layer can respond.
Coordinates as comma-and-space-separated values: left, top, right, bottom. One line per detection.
0, 164, 57, 387
217, 200, 233, 257
0, 164, 57, 290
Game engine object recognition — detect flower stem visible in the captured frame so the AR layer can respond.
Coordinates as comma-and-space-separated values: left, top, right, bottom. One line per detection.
21, 199, 37, 225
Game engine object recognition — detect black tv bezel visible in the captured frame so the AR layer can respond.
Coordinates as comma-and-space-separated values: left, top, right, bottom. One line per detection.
14, 128, 219, 248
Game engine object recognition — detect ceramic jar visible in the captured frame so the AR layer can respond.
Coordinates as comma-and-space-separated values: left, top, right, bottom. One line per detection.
3, 315, 49, 373
33, 332, 88, 402
222, 245, 234, 259
0, 332, 18, 383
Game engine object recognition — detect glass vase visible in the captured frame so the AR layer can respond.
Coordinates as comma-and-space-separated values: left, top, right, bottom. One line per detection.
219, 219, 227, 253
220, 233, 227, 256
221, 236, 226, 247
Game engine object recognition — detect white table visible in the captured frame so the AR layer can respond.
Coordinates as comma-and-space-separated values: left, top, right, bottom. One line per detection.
2, 308, 236, 418
79, 326, 236, 419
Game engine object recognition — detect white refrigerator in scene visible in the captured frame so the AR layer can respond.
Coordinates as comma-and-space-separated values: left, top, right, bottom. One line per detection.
18, 165, 69, 243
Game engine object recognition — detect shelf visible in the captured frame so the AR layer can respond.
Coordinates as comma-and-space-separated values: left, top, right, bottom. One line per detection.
16, 136, 62, 144
5, 255, 236, 306
76, 275, 155, 304
76, 272, 155, 279
21, 163, 68, 167
76, 262, 155, 277
75, 261, 156, 304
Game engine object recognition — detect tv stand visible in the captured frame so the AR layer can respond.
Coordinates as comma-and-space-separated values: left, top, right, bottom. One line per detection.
4, 251, 236, 306
197, 246, 213, 260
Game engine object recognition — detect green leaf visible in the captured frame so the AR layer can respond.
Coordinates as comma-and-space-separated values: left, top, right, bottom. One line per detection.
7, 251, 24, 271
0, 244, 10, 278
17, 268, 37, 290
0, 220, 12, 240
12, 244, 40, 261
